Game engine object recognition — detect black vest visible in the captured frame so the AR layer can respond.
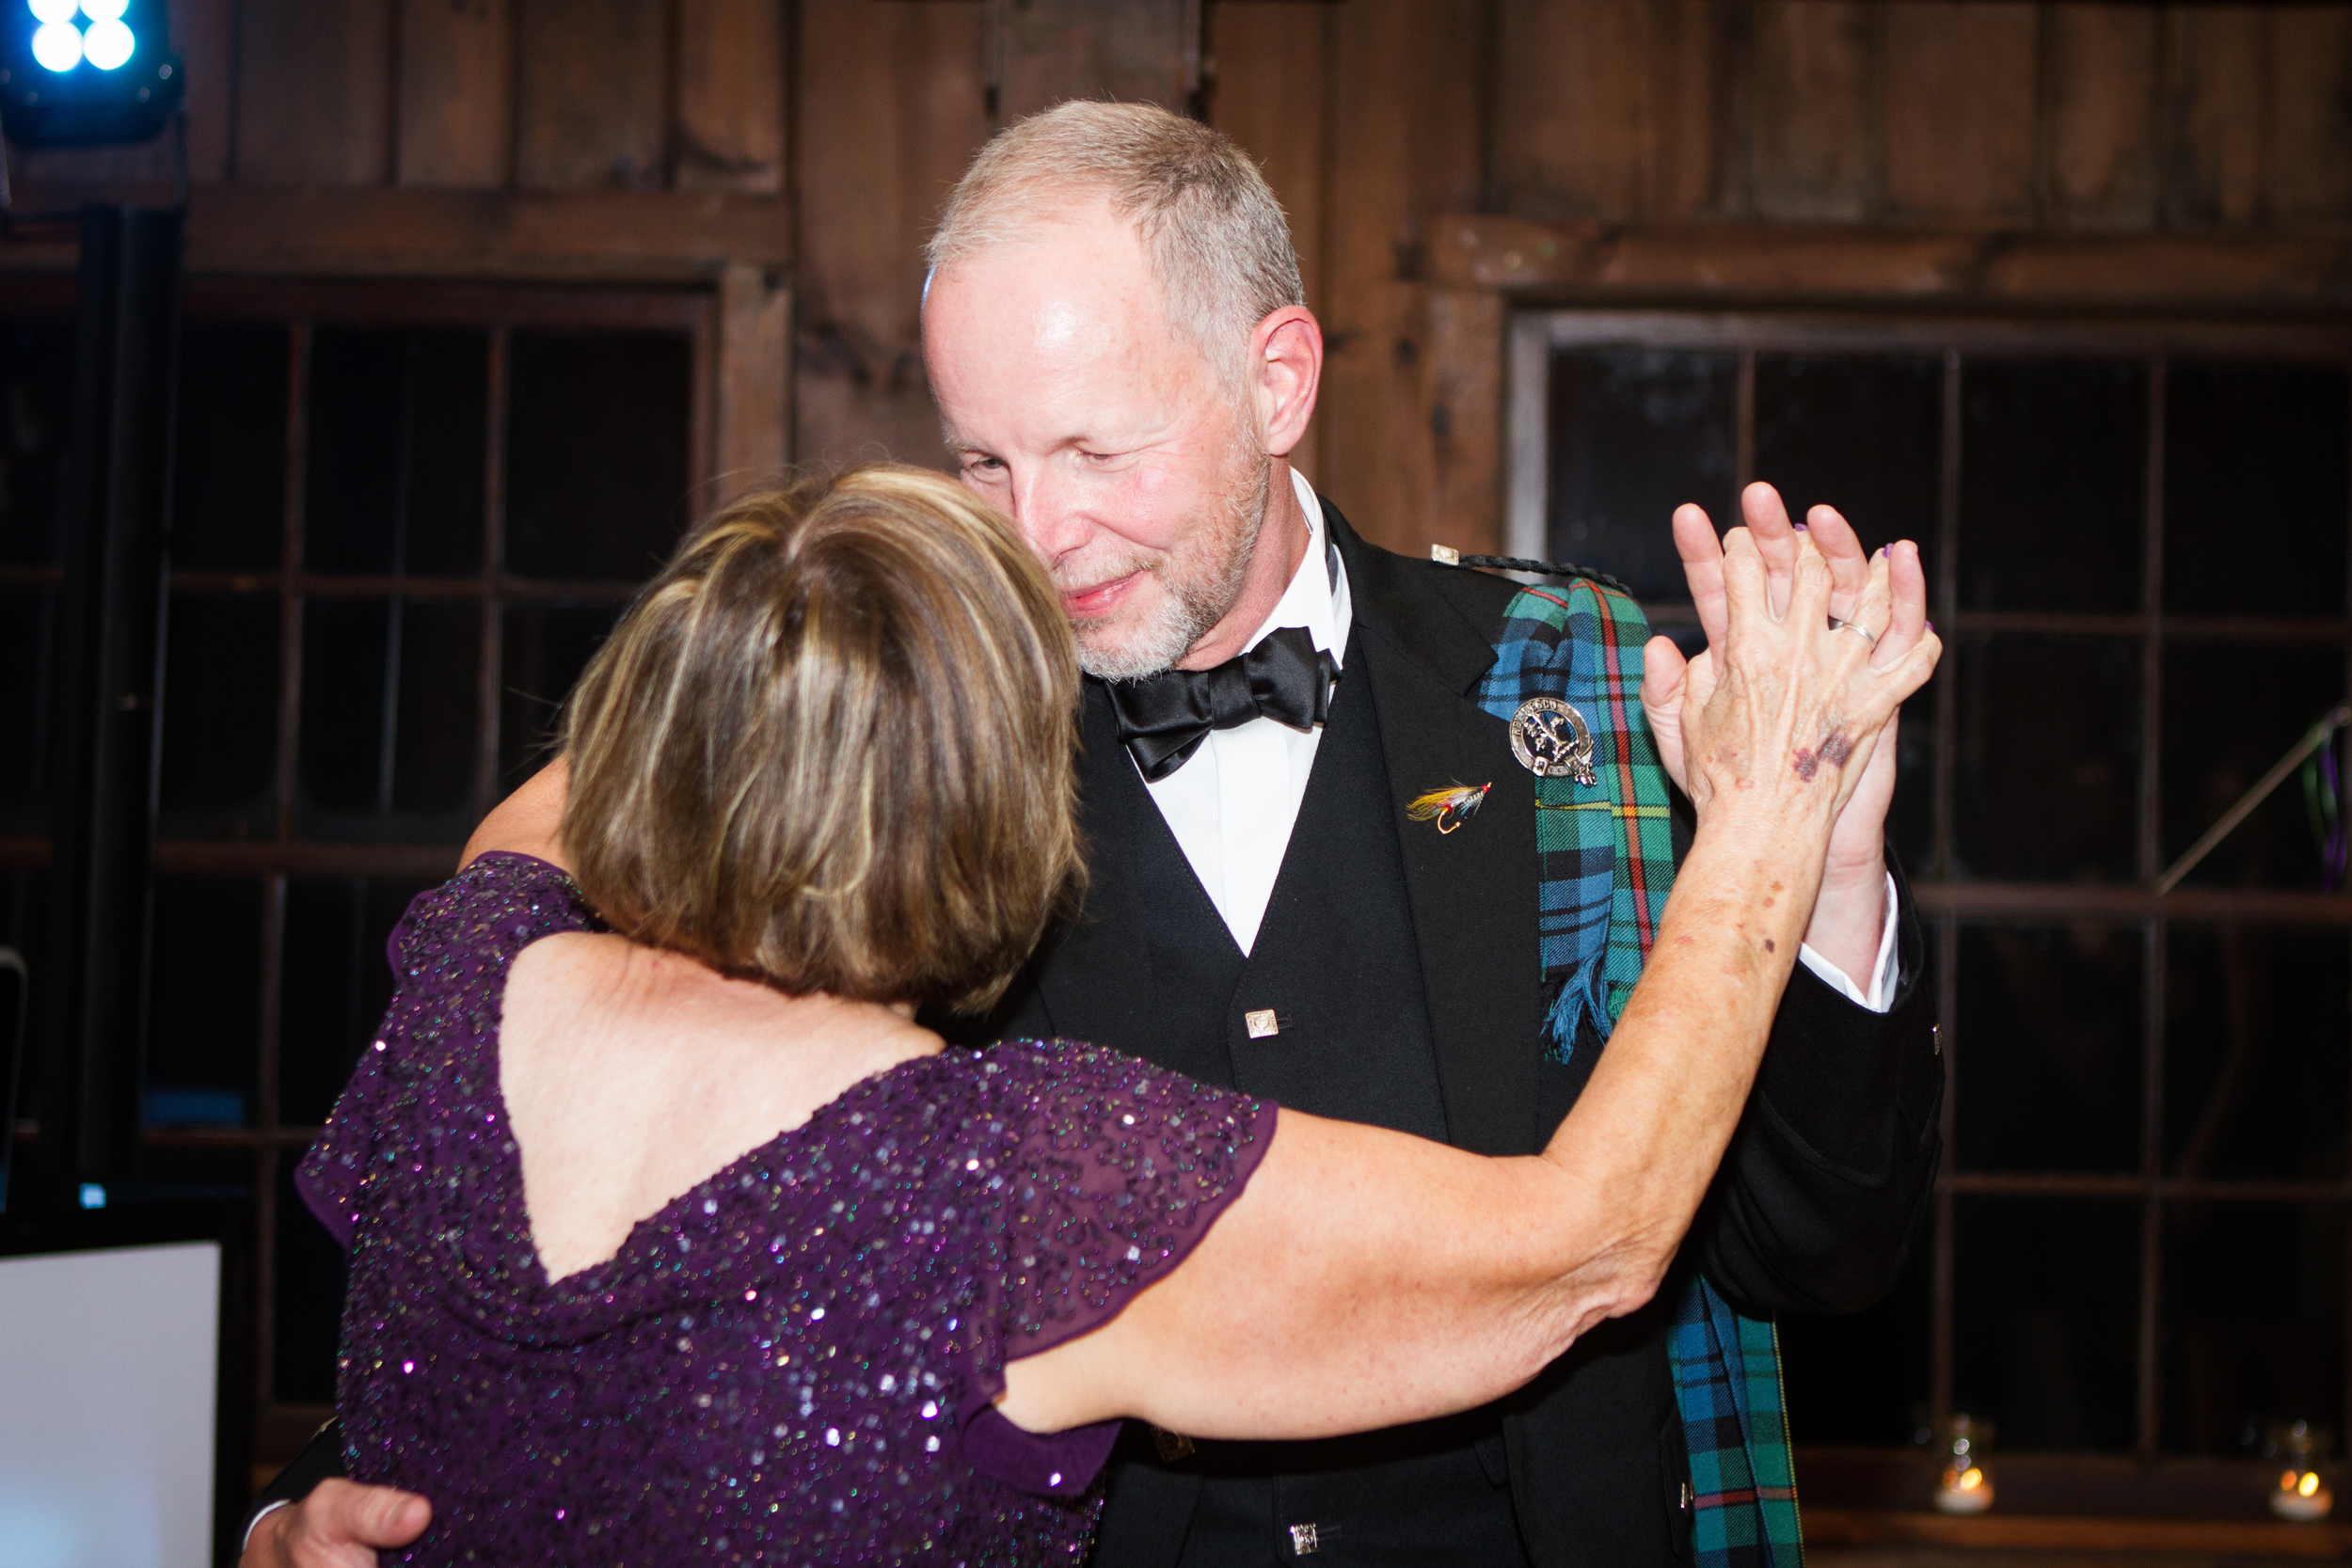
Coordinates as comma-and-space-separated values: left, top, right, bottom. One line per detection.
970, 638, 1529, 1568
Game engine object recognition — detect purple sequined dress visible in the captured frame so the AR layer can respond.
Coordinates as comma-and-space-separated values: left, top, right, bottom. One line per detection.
297, 852, 1275, 1565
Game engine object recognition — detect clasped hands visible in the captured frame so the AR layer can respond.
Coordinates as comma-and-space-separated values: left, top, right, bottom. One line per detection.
1641, 483, 1938, 982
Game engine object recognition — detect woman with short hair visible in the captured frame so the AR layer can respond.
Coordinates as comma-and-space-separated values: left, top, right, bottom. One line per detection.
288, 464, 1934, 1563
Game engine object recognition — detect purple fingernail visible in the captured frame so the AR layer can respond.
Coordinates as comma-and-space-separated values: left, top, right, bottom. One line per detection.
1877, 546, 1888, 559
1792, 523, 1807, 532
1926, 621, 1935, 633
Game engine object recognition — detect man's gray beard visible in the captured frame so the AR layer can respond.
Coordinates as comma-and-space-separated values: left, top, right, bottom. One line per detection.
1074, 449, 1271, 682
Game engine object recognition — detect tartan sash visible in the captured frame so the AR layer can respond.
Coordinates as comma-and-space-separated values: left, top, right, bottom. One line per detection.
1475, 579, 1804, 1568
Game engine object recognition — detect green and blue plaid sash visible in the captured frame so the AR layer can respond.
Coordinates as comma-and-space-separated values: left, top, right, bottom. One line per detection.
1476, 579, 1804, 1568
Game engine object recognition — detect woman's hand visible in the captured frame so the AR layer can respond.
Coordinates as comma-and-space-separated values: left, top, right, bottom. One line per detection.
1671, 523, 1938, 837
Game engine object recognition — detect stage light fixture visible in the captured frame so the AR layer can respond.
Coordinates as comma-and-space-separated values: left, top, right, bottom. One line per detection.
0, 0, 180, 148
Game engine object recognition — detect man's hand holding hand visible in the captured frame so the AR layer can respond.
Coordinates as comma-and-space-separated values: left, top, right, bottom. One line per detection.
1641, 482, 1931, 984
242, 1481, 430, 1568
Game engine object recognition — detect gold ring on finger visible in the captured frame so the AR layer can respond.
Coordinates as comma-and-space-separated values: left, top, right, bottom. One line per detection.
1826, 615, 1879, 648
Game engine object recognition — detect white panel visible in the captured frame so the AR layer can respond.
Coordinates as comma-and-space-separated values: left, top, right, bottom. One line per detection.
0, 1243, 220, 1568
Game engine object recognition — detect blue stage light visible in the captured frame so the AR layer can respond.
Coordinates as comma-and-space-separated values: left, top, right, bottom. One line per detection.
81, 16, 129, 69
1, 0, 178, 146
29, 19, 76, 71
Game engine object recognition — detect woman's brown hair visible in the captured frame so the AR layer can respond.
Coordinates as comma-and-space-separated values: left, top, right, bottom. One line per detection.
558, 463, 1082, 1014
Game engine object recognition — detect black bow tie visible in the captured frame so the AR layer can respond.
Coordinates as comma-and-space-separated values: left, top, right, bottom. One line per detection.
1104, 626, 1339, 782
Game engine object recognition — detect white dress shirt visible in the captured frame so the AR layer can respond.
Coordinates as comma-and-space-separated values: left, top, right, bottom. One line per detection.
1139, 467, 1899, 1009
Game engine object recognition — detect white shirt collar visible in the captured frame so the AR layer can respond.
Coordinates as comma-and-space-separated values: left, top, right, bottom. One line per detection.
1236, 466, 1352, 670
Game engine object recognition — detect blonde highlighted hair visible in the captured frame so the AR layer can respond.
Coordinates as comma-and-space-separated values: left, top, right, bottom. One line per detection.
559, 464, 1083, 1014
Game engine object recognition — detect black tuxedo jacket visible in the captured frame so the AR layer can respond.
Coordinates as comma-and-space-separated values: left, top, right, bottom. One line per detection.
959, 501, 1944, 1563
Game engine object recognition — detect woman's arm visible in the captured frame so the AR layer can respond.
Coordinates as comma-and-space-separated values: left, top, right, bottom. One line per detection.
1002, 528, 1941, 1439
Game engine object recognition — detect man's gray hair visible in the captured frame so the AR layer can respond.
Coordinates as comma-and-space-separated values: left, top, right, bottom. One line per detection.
926, 102, 1305, 385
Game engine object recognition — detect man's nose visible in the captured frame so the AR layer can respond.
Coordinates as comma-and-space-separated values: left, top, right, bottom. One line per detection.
1007, 465, 1089, 563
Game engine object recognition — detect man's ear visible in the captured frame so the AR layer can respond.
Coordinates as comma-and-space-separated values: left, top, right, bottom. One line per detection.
1250, 306, 1322, 459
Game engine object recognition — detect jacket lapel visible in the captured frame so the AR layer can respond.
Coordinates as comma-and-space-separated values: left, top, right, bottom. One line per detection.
1327, 502, 1546, 1158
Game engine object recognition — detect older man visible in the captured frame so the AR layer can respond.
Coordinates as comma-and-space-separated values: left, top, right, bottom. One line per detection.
246, 103, 1937, 1567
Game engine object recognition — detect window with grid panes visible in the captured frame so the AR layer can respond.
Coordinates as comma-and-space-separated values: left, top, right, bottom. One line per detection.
1510, 311, 2352, 1460
0, 279, 713, 1451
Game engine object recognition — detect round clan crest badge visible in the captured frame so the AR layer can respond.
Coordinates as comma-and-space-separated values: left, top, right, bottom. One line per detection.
1509, 696, 1597, 785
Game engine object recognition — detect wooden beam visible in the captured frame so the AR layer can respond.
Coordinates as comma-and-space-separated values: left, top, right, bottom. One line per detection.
715, 262, 792, 493
676, 0, 787, 195
1430, 214, 2352, 310
0, 187, 792, 282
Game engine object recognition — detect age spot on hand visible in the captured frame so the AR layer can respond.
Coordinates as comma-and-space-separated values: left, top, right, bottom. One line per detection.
1791, 747, 1820, 782
1820, 733, 1855, 768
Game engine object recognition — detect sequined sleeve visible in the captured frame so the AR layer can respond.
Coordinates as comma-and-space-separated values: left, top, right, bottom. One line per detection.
952, 1040, 1279, 1498
295, 852, 599, 1249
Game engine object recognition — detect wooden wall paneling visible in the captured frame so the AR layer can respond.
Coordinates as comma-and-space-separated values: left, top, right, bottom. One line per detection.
2266, 8, 2352, 225
1882, 1, 2035, 223
1645, 0, 1733, 220
1426, 285, 1504, 558
395, 0, 516, 189
1488, 0, 1729, 225
1745, 0, 1879, 224
515, 0, 672, 190
231, 0, 395, 185
793, 0, 989, 471
2040, 3, 2161, 230
715, 262, 792, 494
1491, 0, 1650, 222
1319, 0, 1486, 557
169, 0, 237, 182
990, 0, 1197, 124
676, 0, 787, 194
2162, 7, 2265, 230
1206, 0, 1327, 485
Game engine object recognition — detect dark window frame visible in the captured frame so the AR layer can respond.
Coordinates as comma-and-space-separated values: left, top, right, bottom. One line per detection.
1510, 309, 2352, 1463
1, 276, 717, 1454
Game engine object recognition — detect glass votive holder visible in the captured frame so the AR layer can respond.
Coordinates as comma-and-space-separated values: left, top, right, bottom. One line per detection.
1932, 1414, 1994, 1514
2267, 1419, 2335, 1522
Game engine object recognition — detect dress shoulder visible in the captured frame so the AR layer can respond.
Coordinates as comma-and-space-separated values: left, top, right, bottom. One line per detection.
942, 1039, 1279, 1499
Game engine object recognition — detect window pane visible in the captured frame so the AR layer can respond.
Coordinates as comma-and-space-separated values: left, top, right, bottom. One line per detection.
144, 877, 262, 1129
158, 592, 279, 840
1545, 348, 1737, 603
306, 328, 487, 578
2166, 929, 2349, 1182
0, 318, 74, 565
1957, 924, 2143, 1173
505, 331, 693, 580
174, 321, 287, 572
1782, 1233, 1931, 1445
2164, 1202, 2344, 1454
1753, 355, 1940, 550
275, 1148, 347, 1404
1953, 635, 2140, 882
2160, 641, 2346, 891
1960, 359, 2147, 614
2165, 362, 2349, 618
0, 588, 52, 832
501, 603, 628, 792
1954, 1196, 2139, 1451
280, 876, 438, 1127
296, 598, 481, 839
